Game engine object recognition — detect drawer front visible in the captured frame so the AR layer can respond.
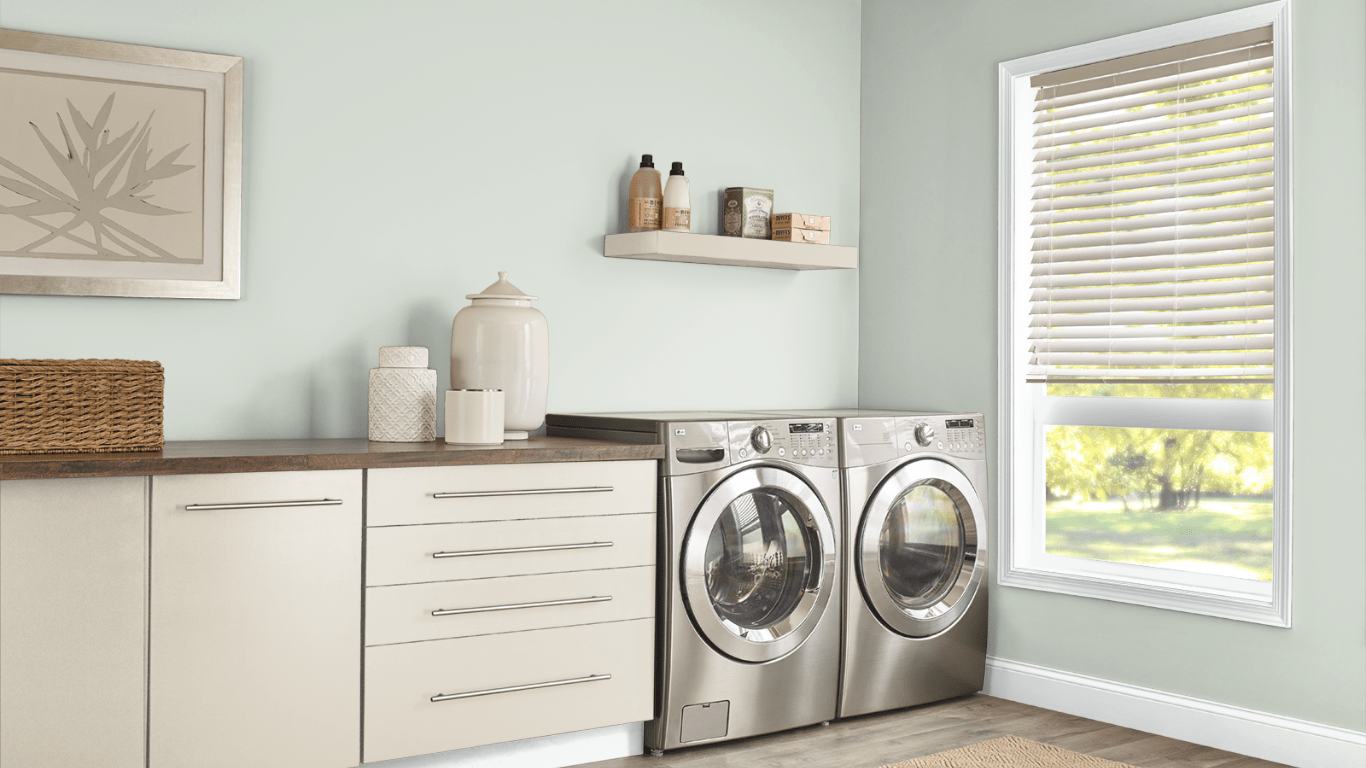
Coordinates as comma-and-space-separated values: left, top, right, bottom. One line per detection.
363, 619, 653, 763
366, 565, 655, 646
367, 460, 656, 527
366, 513, 654, 586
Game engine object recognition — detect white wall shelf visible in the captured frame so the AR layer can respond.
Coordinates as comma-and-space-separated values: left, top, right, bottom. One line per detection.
604, 231, 857, 271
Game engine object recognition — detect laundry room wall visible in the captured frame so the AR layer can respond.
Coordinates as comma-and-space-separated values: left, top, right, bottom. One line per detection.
0, 0, 862, 440
858, 0, 1366, 735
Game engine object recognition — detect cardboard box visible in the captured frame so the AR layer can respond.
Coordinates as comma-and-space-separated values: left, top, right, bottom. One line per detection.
722, 188, 774, 239
772, 213, 830, 231
772, 227, 831, 244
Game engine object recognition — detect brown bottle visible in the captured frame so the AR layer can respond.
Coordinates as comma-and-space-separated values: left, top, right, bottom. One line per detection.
628, 154, 663, 232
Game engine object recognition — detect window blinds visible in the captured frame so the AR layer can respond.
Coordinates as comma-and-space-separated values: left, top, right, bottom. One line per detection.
1026, 26, 1276, 383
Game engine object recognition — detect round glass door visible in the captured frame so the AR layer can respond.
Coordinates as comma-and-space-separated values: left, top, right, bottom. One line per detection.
858, 459, 984, 638
683, 466, 836, 663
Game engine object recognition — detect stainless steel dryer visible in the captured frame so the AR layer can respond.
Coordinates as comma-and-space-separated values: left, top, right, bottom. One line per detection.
773, 409, 988, 717
546, 412, 843, 754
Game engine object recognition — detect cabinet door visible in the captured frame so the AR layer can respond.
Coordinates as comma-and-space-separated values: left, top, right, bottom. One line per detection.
0, 476, 148, 768
149, 470, 361, 768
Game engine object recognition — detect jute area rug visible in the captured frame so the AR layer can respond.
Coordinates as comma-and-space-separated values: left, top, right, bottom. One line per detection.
878, 735, 1133, 768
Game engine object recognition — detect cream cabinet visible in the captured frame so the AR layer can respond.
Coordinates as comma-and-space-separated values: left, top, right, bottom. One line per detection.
149, 470, 362, 768
363, 460, 657, 764
0, 476, 149, 768
0, 446, 659, 768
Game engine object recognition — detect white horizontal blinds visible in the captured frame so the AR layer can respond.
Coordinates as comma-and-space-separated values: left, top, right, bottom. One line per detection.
1026, 26, 1276, 383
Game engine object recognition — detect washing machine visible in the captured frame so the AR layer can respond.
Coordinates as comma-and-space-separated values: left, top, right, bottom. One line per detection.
545, 412, 843, 753
772, 409, 989, 717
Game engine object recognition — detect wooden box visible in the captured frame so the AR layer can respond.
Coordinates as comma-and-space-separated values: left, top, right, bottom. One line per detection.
773, 213, 830, 231
772, 227, 831, 244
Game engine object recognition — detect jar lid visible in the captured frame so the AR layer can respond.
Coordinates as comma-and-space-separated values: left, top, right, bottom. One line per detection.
467, 271, 537, 301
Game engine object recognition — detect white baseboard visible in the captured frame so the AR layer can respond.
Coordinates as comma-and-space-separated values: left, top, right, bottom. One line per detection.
361, 723, 643, 768
984, 657, 1366, 768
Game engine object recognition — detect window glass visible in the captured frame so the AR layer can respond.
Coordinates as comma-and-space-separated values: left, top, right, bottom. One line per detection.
1045, 425, 1273, 581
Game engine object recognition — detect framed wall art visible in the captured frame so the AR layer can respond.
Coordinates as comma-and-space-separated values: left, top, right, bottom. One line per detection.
0, 29, 241, 299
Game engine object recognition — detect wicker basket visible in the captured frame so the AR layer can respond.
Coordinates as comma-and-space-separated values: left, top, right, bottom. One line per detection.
0, 359, 165, 455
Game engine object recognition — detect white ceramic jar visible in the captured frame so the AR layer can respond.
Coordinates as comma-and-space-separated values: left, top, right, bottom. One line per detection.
368, 346, 437, 443
450, 272, 548, 440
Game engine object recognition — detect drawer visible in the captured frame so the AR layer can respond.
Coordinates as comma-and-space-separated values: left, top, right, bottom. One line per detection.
366, 512, 655, 586
363, 619, 653, 763
367, 460, 656, 527
365, 565, 655, 646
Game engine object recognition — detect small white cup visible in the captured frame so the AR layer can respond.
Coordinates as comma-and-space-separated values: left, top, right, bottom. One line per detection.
445, 389, 504, 445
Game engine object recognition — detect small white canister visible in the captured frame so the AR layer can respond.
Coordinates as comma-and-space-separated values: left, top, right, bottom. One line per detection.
368, 346, 437, 442
445, 389, 505, 445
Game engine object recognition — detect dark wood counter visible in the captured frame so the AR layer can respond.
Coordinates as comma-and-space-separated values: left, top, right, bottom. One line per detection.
0, 436, 663, 480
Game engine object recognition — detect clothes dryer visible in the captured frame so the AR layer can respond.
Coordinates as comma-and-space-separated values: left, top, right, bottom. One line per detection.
546, 412, 843, 753
771, 409, 988, 717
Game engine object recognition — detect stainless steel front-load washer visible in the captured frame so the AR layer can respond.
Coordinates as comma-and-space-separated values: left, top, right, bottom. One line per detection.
772, 409, 988, 717
545, 412, 843, 754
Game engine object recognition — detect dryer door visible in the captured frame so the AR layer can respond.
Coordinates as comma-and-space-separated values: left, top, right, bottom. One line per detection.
681, 466, 836, 663
858, 459, 984, 638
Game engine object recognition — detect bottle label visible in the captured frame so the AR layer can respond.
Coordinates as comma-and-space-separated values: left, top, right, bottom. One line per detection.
663, 207, 690, 231
724, 199, 743, 236
742, 194, 773, 238
630, 197, 662, 229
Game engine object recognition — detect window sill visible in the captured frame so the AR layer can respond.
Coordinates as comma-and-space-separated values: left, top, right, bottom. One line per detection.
998, 562, 1290, 627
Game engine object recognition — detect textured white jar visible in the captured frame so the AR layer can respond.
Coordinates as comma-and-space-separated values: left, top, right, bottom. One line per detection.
368, 346, 437, 442
450, 272, 548, 440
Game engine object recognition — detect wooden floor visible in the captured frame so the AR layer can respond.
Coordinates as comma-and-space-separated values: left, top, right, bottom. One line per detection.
587, 695, 1291, 768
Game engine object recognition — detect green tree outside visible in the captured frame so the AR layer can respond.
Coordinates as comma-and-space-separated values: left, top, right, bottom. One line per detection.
1044, 423, 1273, 581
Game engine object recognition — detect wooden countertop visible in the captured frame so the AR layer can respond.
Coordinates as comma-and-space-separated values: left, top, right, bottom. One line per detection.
0, 436, 664, 480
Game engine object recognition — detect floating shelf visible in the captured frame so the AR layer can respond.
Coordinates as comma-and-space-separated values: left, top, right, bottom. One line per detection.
604, 231, 857, 271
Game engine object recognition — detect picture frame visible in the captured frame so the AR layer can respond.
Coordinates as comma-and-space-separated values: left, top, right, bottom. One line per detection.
0, 29, 242, 299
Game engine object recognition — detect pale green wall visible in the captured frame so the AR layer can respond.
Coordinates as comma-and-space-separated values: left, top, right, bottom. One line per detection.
860, 0, 1365, 731
0, 0, 862, 439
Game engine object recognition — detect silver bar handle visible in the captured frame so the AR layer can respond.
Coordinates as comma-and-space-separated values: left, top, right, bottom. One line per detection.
432, 486, 612, 499
431, 673, 611, 703
432, 541, 612, 559
431, 595, 611, 617
183, 499, 344, 511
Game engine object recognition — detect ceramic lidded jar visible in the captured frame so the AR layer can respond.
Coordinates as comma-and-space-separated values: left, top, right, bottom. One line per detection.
450, 272, 548, 440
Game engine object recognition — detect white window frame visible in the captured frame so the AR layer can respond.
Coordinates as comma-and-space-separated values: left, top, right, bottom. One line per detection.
997, 1, 1293, 627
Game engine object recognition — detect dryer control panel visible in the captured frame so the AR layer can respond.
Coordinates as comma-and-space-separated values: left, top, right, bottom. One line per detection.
841, 417, 899, 468
728, 419, 838, 468
896, 414, 986, 459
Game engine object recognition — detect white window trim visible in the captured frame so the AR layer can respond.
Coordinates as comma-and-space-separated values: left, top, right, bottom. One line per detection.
996, 1, 1293, 627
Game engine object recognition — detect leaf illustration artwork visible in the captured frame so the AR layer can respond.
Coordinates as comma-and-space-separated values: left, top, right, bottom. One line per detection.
0, 92, 200, 263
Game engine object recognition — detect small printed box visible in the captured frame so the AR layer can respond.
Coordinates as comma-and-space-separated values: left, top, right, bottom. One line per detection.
722, 187, 774, 239
772, 213, 830, 232
772, 227, 831, 244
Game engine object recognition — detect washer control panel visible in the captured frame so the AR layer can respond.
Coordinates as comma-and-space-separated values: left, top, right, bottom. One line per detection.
663, 421, 731, 476
897, 414, 986, 459
729, 419, 837, 468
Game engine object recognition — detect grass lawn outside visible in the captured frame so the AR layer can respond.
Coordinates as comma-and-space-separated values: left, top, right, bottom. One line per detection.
1044, 497, 1273, 581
